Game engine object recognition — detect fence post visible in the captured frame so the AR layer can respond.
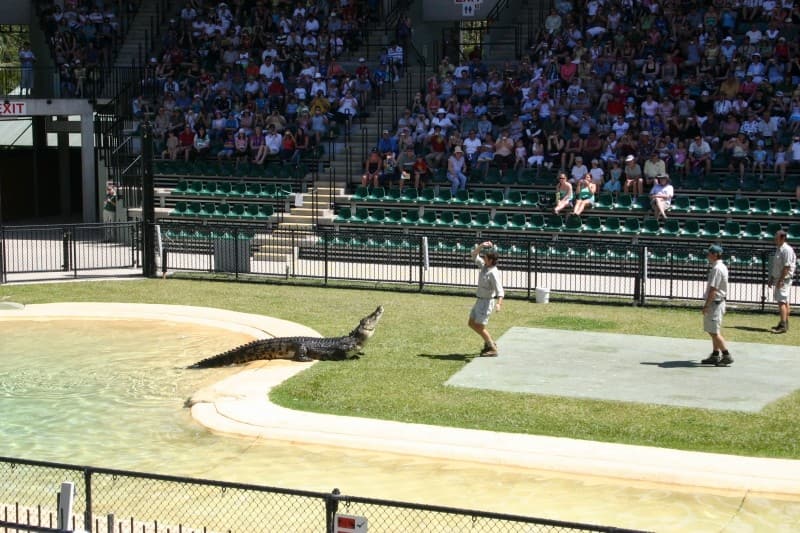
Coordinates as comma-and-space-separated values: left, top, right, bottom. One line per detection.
0, 225, 5, 284
325, 488, 340, 533
84, 469, 93, 532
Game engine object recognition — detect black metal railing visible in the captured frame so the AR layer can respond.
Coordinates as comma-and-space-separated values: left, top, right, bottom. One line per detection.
0, 222, 140, 282
0, 456, 649, 533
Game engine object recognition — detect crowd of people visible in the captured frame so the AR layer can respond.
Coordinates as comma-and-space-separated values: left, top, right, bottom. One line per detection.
367, 0, 800, 216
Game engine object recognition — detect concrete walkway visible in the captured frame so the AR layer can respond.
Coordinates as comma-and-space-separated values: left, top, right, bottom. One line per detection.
3, 302, 800, 498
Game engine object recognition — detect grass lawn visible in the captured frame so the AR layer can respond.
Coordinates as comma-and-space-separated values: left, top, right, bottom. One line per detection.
2, 278, 799, 459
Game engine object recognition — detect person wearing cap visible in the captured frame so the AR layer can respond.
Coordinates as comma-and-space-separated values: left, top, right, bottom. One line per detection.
643, 152, 666, 188
469, 241, 504, 357
701, 245, 733, 366
622, 154, 643, 195
447, 146, 468, 195
377, 129, 398, 159
768, 230, 797, 334
649, 174, 674, 220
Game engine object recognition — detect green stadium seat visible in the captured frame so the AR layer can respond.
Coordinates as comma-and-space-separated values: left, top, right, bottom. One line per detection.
741, 176, 760, 192
469, 189, 488, 205
507, 213, 527, 230
741, 221, 764, 240
787, 223, 800, 241
701, 220, 721, 239
419, 210, 439, 226
172, 180, 189, 194
764, 222, 783, 237
453, 211, 473, 228
334, 207, 352, 223
669, 196, 691, 214
471, 212, 491, 228
522, 191, 540, 208
170, 201, 187, 216
639, 218, 660, 236
487, 190, 505, 206
692, 196, 711, 213
681, 219, 701, 238
601, 216, 621, 234
489, 213, 508, 230
595, 193, 614, 210
720, 176, 739, 191
401, 210, 420, 225
565, 214, 583, 232
620, 218, 640, 234
772, 199, 795, 216
701, 175, 720, 191
730, 197, 751, 215
230, 183, 247, 197
259, 205, 274, 218
751, 198, 772, 216
383, 208, 403, 225
528, 214, 545, 231
213, 204, 231, 218
228, 204, 246, 219
632, 195, 650, 212
366, 208, 386, 224
367, 187, 386, 201
452, 189, 469, 205
615, 193, 633, 210
436, 210, 456, 227
504, 190, 523, 207
434, 189, 453, 204
761, 176, 780, 192
214, 182, 232, 196
352, 185, 370, 200
384, 188, 402, 202
582, 216, 602, 233
245, 183, 262, 197
661, 219, 681, 236
721, 220, 742, 239
545, 214, 565, 232
350, 207, 369, 223
682, 176, 701, 190
711, 197, 730, 214
200, 203, 217, 218
400, 187, 418, 202
249, 204, 269, 220
418, 187, 436, 203
782, 176, 799, 193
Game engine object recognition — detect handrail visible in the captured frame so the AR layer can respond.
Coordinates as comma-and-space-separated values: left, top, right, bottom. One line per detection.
485, 0, 512, 24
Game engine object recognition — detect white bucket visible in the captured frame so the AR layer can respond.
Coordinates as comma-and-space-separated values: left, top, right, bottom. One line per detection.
535, 288, 550, 304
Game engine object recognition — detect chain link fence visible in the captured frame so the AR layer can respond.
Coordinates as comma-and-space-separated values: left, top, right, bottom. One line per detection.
0, 457, 649, 533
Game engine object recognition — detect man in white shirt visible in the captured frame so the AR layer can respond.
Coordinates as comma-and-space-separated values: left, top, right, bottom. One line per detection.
264, 125, 282, 155
649, 174, 673, 220
700, 245, 733, 366
768, 230, 797, 333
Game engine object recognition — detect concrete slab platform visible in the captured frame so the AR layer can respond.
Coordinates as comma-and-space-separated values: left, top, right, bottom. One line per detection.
446, 327, 800, 412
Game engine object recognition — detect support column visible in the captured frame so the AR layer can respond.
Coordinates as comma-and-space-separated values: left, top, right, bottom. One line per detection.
31, 116, 47, 218
57, 116, 71, 217
80, 107, 97, 222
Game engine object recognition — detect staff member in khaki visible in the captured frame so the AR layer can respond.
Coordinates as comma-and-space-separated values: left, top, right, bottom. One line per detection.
768, 230, 797, 334
469, 241, 504, 357
701, 244, 733, 366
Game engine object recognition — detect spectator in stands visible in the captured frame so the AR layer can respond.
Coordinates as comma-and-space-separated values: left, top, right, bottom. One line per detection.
774, 143, 788, 180
553, 172, 573, 215
725, 133, 751, 180
688, 135, 713, 175
377, 129, 398, 159
569, 155, 588, 185
163, 130, 180, 160
643, 152, 667, 190
411, 154, 432, 190
572, 173, 596, 216
650, 175, 674, 221
623, 154, 643, 196
494, 131, 515, 173
264, 125, 282, 158
447, 146, 468, 195
234, 129, 250, 166
217, 130, 235, 162
603, 165, 622, 194
362, 148, 383, 188
192, 126, 211, 160
177, 125, 196, 162
396, 145, 416, 180
425, 125, 448, 169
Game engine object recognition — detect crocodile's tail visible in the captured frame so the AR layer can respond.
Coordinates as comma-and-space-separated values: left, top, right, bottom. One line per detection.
188, 338, 276, 368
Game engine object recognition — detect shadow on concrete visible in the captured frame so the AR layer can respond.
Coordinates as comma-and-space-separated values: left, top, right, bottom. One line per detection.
640, 361, 703, 369
417, 352, 475, 361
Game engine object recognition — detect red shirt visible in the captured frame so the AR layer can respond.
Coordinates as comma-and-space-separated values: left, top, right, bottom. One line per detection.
178, 129, 195, 147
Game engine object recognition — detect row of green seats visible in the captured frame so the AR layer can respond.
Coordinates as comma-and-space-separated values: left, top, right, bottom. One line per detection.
351, 186, 546, 208
673, 174, 798, 194
335, 206, 799, 240
668, 196, 798, 217
155, 160, 308, 180
172, 180, 292, 199
169, 201, 274, 220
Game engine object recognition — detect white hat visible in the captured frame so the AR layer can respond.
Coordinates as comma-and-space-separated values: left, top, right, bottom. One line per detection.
437, 108, 446, 114
314, 72, 322, 78
701, 90, 709, 96
453, 146, 463, 153
358, 57, 365, 62
723, 36, 734, 42
625, 155, 635, 162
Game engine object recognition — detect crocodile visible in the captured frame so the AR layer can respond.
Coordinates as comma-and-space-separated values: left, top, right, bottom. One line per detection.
188, 306, 383, 368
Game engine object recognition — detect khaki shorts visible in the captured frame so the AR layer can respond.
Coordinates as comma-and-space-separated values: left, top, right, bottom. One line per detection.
703, 300, 726, 334
774, 279, 793, 304
470, 298, 496, 325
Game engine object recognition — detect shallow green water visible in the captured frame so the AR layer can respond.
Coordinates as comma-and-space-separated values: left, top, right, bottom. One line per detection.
1, 319, 799, 532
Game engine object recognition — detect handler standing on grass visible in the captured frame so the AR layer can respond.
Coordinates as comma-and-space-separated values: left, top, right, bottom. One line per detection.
768, 229, 796, 334
701, 244, 734, 366
469, 241, 504, 357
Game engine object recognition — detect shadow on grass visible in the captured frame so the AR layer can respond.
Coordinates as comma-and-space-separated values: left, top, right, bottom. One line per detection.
730, 325, 773, 333
640, 360, 705, 368
417, 353, 475, 361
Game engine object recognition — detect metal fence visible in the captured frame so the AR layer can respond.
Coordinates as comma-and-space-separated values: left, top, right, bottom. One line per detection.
0, 456, 649, 533
151, 221, 794, 309
1, 219, 794, 309
0, 223, 140, 283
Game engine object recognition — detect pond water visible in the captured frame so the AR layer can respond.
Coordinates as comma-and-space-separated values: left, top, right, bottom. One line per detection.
1, 318, 799, 532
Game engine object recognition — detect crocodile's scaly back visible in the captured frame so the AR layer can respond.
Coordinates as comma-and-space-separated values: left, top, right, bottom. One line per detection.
188, 306, 383, 368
